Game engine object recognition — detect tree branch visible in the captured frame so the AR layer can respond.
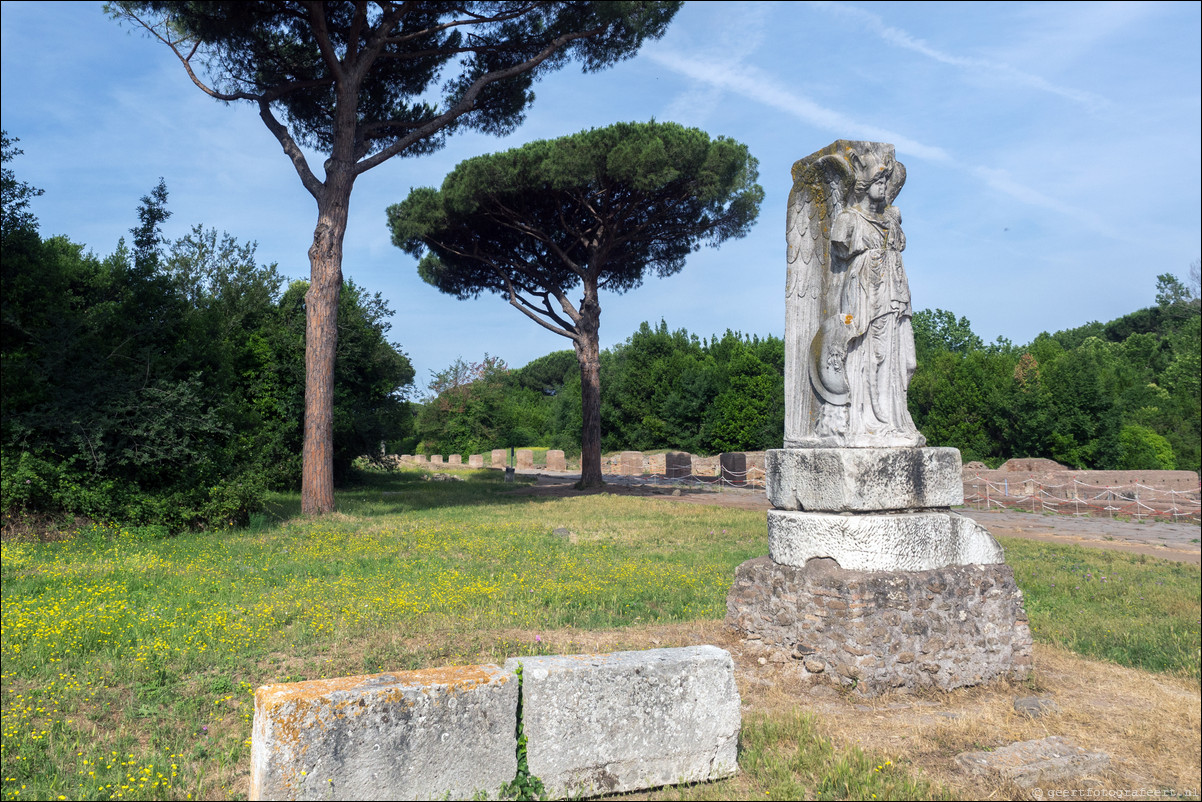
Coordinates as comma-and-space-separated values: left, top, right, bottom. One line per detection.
306, 2, 347, 83
258, 101, 324, 201
354, 23, 606, 175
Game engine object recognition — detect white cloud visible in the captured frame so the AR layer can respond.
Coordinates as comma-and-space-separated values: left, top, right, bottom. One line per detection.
644, 47, 953, 164
811, 1, 1111, 112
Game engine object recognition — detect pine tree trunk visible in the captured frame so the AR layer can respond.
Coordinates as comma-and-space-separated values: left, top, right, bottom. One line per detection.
301, 173, 351, 515
576, 289, 604, 488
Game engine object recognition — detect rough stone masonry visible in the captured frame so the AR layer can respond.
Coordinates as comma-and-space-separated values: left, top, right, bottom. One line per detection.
727, 140, 1031, 695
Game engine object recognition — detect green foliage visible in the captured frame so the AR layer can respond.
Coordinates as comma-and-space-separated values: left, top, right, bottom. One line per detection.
907, 289, 1200, 473
1, 166, 414, 531
1, 131, 43, 239
499, 664, 547, 802
391, 121, 763, 303
1116, 424, 1177, 470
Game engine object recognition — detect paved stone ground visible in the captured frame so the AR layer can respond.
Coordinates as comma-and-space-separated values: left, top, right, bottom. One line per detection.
511, 470, 1202, 564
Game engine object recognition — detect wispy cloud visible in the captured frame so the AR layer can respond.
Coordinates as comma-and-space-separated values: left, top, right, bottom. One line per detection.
812, 2, 1111, 112
646, 47, 1116, 237
645, 47, 953, 164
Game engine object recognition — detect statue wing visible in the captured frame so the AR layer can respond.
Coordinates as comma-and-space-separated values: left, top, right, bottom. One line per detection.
785, 187, 821, 299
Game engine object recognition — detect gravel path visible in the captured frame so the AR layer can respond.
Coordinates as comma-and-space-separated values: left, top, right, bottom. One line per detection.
513, 470, 1202, 564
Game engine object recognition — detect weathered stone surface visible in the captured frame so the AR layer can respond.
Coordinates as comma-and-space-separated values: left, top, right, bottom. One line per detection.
692, 455, 719, 477
250, 665, 517, 801
468, 454, 484, 468
784, 141, 925, 449
618, 451, 643, 475
720, 452, 748, 485
1013, 696, 1060, 719
490, 449, 507, 468
767, 509, 1003, 572
767, 447, 962, 512
956, 736, 1109, 788
447, 454, 462, 465
413, 454, 428, 464
515, 449, 534, 469
726, 557, 1031, 695
430, 455, 444, 465
506, 647, 739, 798
666, 452, 692, 479
546, 450, 567, 471
647, 453, 666, 475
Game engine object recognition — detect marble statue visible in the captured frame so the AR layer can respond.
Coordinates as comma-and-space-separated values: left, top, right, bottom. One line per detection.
784, 140, 925, 448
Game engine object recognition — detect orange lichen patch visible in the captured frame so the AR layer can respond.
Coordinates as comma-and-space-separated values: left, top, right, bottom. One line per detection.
256, 663, 508, 710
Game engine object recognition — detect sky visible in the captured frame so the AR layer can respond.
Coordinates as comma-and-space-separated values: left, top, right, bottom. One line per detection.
2, 1, 1200, 390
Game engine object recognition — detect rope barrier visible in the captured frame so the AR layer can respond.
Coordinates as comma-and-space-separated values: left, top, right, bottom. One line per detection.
963, 474, 1201, 523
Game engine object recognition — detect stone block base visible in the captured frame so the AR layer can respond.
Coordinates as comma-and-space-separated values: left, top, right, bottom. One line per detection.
767, 447, 963, 512
726, 557, 1031, 695
505, 646, 739, 799
250, 665, 517, 800
768, 509, 1004, 572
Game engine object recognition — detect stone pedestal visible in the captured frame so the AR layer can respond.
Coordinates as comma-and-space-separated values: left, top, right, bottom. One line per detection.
728, 445, 1030, 695
726, 557, 1032, 694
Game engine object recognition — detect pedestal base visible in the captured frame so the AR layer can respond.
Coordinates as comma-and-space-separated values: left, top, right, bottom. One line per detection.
767, 509, 1004, 572
726, 557, 1032, 695
767, 447, 963, 512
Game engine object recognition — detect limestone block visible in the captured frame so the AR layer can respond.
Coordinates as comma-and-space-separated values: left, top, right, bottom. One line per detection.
767, 509, 1003, 572
647, 453, 666, 476
515, 449, 534, 469
490, 449, 506, 468
430, 455, 444, 465
618, 450, 643, 475
665, 452, 692, 479
546, 450, 567, 471
767, 447, 962, 512
250, 665, 517, 801
447, 454, 462, 465
506, 646, 739, 798
413, 455, 428, 464
692, 456, 719, 477
956, 736, 1109, 789
468, 454, 484, 468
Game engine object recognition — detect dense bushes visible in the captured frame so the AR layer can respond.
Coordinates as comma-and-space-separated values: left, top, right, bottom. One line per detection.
1, 136, 414, 531
416, 294, 1199, 474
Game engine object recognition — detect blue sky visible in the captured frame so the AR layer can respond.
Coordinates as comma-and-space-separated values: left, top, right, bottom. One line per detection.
2, 1, 1199, 390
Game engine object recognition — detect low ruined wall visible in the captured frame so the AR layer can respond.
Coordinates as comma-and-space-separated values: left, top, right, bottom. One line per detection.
727, 557, 1031, 695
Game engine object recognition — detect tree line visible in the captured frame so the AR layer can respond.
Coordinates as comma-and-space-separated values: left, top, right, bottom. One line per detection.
413, 278, 1200, 475
1, 134, 414, 531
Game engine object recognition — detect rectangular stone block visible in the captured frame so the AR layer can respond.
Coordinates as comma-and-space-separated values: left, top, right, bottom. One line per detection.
250, 665, 517, 801
413, 454, 428, 465
545, 449, 566, 471
468, 454, 484, 468
430, 455, 444, 465
490, 449, 507, 468
515, 449, 534, 469
447, 454, 462, 465
767, 509, 1003, 572
618, 450, 643, 475
720, 452, 747, 485
665, 452, 692, 479
692, 455, 719, 477
767, 447, 963, 512
647, 453, 666, 476
505, 647, 739, 798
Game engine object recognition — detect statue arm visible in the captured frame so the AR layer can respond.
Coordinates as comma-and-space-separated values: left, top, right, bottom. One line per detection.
830, 210, 859, 260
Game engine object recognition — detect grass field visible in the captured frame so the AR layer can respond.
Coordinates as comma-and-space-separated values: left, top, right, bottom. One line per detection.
2, 467, 1198, 800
